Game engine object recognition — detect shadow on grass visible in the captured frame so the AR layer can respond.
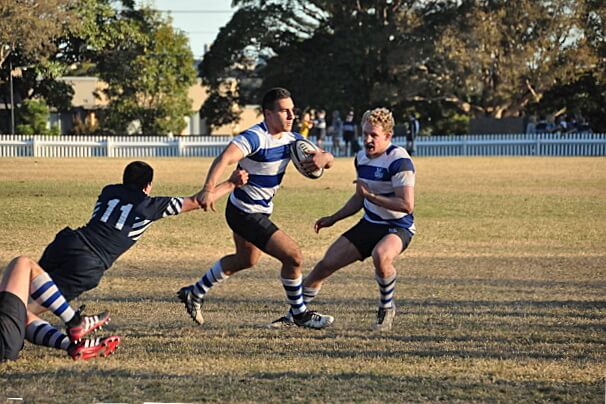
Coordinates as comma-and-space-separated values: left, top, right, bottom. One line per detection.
1, 368, 601, 402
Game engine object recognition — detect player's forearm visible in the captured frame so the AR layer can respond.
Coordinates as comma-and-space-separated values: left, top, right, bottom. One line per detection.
330, 194, 363, 222
202, 156, 229, 191
203, 144, 244, 191
365, 193, 413, 213
180, 196, 202, 213
212, 180, 236, 200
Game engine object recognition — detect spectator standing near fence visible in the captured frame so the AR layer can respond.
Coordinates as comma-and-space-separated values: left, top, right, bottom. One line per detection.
330, 110, 344, 156
526, 115, 537, 134
342, 111, 358, 156
313, 109, 327, 148
406, 114, 420, 156
299, 111, 313, 138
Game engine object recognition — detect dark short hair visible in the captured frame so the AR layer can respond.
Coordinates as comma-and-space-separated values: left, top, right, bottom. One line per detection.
262, 87, 291, 111
123, 161, 153, 190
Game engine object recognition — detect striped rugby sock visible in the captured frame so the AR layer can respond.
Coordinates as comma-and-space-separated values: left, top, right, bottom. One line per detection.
30, 273, 77, 323
287, 286, 320, 320
192, 261, 228, 299
282, 276, 307, 316
376, 274, 397, 309
303, 286, 321, 304
26, 320, 71, 351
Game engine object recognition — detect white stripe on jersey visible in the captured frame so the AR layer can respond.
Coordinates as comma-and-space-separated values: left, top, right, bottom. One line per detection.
132, 218, 151, 229
163, 197, 184, 217
128, 222, 153, 239
125, 198, 183, 240
229, 122, 300, 214
356, 144, 416, 233
92, 201, 102, 217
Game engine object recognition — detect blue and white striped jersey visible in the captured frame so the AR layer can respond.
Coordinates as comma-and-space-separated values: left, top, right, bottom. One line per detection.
355, 144, 416, 234
229, 122, 303, 214
77, 184, 183, 268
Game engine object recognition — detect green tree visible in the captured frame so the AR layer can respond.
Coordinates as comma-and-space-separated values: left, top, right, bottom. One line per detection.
0, 0, 78, 129
16, 98, 59, 135
388, 0, 597, 121
201, 1, 409, 129
198, 3, 299, 130
534, 0, 606, 132
95, 6, 196, 135
201, 0, 604, 134
0, 0, 74, 69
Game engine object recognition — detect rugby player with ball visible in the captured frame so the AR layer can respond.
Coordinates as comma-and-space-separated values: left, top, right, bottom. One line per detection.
178, 88, 336, 329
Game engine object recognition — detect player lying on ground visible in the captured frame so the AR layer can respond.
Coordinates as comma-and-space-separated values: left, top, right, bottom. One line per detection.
270, 108, 416, 331
178, 87, 337, 329
26, 161, 247, 357
0, 256, 120, 361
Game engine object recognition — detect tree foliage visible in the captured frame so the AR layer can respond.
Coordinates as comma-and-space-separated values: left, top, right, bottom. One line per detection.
16, 98, 59, 135
201, 0, 605, 133
389, 0, 596, 118
0, 0, 74, 69
1, 1, 196, 135
0, 0, 77, 130
94, 6, 197, 135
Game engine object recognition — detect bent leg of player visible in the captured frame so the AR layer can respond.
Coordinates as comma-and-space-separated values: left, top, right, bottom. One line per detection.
27, 259, 110, 341
371, 234, 403, 332
26, 316, 71, 352
269, 235, 362, 329
178, 233, 260, 325
177, 261, 227, 326
25, 312, 120, 360
265, 230, 336, 330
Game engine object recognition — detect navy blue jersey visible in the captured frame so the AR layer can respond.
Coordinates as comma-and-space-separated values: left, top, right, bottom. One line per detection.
77, 184, 184, 268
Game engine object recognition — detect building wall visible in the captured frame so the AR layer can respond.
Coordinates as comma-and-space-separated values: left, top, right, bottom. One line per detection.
59, 76, 262, 136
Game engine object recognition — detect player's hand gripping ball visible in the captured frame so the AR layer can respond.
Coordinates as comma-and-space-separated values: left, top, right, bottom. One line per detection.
290, 139, 324, 179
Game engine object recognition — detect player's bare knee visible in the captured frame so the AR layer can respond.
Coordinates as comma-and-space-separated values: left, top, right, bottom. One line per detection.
372, 252, 393, 271
12, 256, 35, 274
29, 259, 44, 276
281, 248, 303, 269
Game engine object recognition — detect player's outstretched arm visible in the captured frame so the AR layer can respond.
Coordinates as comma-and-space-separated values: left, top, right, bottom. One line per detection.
314, 192, 364, 233
184, 169, 248, 214
198, 143, 245, 212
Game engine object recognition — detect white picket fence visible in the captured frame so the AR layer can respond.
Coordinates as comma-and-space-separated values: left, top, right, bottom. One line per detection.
0, 133, 604, 158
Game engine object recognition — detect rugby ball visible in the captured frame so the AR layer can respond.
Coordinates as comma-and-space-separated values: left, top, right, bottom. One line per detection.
290, 139, 324, 179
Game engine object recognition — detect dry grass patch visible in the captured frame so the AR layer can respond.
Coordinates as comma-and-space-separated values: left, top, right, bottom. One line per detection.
0, 157, 604, 402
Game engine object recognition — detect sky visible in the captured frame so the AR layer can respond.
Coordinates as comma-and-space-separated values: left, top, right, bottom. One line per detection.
138, 0, 236, 59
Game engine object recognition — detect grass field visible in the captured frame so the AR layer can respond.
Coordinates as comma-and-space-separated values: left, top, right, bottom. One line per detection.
0, 157, 604, 403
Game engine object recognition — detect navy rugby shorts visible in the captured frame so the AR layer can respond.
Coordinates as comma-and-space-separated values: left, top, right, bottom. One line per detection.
343, 219, 412, 260
225, 200, 279, 251
39, 227, 106, 301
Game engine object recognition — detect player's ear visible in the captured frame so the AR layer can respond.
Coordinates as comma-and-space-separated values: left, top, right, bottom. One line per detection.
143, 182, 152, 195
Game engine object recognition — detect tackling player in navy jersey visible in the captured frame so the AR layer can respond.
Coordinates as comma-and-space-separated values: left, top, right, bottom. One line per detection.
1, 256, 121, 361
270, 108, 415, 331
22, 161, 246, 358
177, 87, 336, 329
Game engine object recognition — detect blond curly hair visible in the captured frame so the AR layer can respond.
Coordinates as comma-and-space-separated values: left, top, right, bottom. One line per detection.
361, 108, 395, 134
